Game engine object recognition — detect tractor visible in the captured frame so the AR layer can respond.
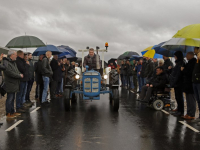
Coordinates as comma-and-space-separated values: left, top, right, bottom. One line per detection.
64, 43, 119, 111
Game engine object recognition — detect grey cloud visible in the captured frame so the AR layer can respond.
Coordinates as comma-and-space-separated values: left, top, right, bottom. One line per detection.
0, 0, 200, 60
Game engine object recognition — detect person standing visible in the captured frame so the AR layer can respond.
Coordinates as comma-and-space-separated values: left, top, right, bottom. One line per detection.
163, 56, 174, 76
3, 51, 23, 118
34, 54, 44, 102
41, 51, 53, 105
140, 57, 148, 86
135, 59, 144, 93
25, 53, 34, 104
132, 60, 138, 92
181, 52, 196, 120
120, 61, 125, 87
192, 47, 200, 124
127, 60, 134, 90
146, 57, 154, 82
0, 53, 6, 124
55, 59, 64, 97
16, 51, 30, 113
50, 55, 60, 99
170, 51, 185, 117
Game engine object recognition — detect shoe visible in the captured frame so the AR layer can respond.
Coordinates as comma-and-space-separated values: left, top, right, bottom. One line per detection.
24, 102, 32, 107
42, 101, 50, 105
182, 114, 189, 119
172, 109, 178, 112
27, 101, 34, 105
184, 115, 195, 120
197, 122, 200, 126
16, 109, 26, 113
6, 113, 16, 118
191, 118, 200, 123
13, 112, 21, 116
0, 123, 3, 126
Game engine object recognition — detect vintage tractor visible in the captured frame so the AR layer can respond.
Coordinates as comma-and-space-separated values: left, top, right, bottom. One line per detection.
64, 43, 120, 111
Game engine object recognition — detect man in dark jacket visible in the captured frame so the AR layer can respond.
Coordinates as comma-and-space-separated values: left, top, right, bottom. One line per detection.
146, 57, 154, 81
41, 51, 53, 105
83, 48, 101, 71
181, 52, 196, 120
140, 57, 148, 85
25, 53, 34, 104
16, 51, 30, 113
192, 48, 200, 123
163, 56, 174, 75
34, 54, 44, 102
3, 51, 23, 118
120, 61, 125, 87
50, 55, 60, 98
127, 60, 134, 90
123, 60, 129, 88
139, 67, 167, 102
170, 51, 185, 116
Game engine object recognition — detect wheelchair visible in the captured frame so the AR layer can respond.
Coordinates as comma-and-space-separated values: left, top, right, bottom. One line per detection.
147, 85, 176, 111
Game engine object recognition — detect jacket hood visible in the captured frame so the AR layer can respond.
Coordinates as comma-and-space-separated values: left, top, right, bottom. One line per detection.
174, 51, 183, 63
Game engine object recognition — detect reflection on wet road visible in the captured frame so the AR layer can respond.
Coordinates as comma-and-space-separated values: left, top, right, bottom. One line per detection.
0, 88, 200, 150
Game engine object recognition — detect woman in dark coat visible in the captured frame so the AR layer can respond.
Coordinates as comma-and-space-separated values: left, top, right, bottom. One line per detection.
170, 51, 185, 116
182, 52, 196, 119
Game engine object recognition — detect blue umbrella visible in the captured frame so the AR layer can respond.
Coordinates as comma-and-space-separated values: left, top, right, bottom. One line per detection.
130, 55, 143, 61
153, 42, 194, 57
33, 45, 65, 56
58, 45, 76, 57
58, 53, 74, 59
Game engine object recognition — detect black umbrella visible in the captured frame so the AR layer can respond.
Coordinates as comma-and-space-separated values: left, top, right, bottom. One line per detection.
117, 51, 139, 65
108, 58, 117, 67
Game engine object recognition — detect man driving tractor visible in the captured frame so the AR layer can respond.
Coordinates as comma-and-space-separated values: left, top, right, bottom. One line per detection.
83, 48, 101, 71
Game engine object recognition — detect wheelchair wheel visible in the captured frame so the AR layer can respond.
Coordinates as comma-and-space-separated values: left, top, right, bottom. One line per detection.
153, 100, 164, 111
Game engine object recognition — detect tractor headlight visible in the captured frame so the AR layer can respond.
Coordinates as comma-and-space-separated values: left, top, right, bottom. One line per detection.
75, 74, 80, 79
103, 74, 108, 79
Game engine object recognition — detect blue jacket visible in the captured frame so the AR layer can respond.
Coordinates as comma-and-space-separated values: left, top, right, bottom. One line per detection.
135, 64, 142, 77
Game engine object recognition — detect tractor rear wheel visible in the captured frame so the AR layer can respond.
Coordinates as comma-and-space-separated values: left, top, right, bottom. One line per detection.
112, 88, 119, 111
64, 88, 71, 111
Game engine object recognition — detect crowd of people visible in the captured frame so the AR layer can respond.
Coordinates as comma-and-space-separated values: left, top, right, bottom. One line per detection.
0, 47, 200, 127
0, 50, 78, 120
119, 48, 200, 125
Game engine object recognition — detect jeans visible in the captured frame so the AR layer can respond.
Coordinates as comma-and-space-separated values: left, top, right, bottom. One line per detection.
120, 74, 124, 85
174, 87, 184, 114
60, 78, 63, 93
193, 83, 200, 118
35, 84, 39, 99
185, 93, 196, 117
16, 81, 27, 109
138, 76, 144, 92
26, 79, 34, 101
6, 93, 15, 114
123, 75, 128, 86
42, 76, 50, 103
56, 81, 62, 94
129, 76, 134, 89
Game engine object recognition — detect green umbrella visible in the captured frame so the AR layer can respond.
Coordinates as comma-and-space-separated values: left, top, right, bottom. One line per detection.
0, 46, 14, 54
6, 35, 45, 48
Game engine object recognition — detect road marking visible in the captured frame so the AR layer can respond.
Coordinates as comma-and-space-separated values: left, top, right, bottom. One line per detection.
179, 121, 200, 133
5, 120, 23, 132
161, 110, 170, 115
30, 107, 41, 113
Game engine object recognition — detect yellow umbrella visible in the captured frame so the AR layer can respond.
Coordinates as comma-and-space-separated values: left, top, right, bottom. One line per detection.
141, 46, 163, 59
141, 46, 155, 58
163, 24, 200, 47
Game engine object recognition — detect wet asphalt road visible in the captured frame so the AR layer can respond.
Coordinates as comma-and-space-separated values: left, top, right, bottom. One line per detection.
0, 88, 200, 150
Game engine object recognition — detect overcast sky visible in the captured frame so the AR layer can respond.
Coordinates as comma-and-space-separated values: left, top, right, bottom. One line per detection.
0, 0, 199, 61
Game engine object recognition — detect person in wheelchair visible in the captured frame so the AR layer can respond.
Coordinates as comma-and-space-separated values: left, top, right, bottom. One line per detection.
139, 66, 168, 102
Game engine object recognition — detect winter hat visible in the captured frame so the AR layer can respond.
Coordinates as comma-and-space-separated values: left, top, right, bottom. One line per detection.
174, 51, 183, 62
